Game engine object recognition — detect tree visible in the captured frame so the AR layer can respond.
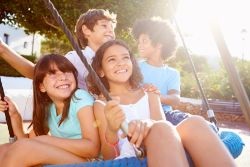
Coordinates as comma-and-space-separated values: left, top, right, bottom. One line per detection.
0, 0, 176, 38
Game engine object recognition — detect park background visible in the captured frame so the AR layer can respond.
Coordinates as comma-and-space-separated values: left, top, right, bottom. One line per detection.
0, 0, 250, 166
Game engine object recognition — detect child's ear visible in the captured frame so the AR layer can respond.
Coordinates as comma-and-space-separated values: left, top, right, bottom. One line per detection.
99, 70, 105, 78
39, 83, 46, 93
82, 25, 91, 36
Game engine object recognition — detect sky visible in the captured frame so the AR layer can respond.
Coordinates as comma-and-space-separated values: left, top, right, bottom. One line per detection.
175, 0, 250, 64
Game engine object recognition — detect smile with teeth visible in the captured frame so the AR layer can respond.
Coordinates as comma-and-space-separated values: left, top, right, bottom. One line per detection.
115, 69, 127, 74
56, 84, 70, 89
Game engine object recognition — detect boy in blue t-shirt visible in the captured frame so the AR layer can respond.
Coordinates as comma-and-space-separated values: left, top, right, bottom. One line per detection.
132, 17, 190, 125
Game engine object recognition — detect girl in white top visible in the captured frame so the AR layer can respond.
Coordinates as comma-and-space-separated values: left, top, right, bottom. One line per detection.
87, 39, 236, 167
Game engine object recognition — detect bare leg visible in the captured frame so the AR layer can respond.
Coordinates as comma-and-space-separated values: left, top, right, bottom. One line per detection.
144, 120, 189, 167
0, 143, 11, 162
177, 115, 236, 167
2, 138, 87, 167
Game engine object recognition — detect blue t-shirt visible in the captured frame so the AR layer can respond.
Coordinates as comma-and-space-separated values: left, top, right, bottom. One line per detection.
139, 60, 180, 112
48, 89, 94, 139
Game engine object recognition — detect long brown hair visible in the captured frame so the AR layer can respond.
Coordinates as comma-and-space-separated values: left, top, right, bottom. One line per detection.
87, 40, 143, 95
31, 54, 78, 136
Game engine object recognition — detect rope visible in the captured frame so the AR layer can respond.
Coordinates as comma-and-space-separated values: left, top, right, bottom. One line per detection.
42, 0, 144, 158
167, 1, 218, 128
0, 77, 16, 143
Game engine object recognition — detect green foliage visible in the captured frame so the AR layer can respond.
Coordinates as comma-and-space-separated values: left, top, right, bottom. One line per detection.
0, 0, 176, 38
0, 0, 179, 55
168, 47, 250, 100
0, 55, 36, 77
41, 34, 72, 55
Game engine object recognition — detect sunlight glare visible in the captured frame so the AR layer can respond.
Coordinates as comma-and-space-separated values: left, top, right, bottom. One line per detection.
175, 0, 250, 62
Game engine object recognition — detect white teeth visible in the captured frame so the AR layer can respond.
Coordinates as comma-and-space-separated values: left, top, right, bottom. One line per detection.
57, 85, 69, 89
116, 69, 127, 73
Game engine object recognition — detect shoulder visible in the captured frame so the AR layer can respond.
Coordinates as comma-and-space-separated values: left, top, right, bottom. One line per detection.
138, 59, 147, 66
72, 89, 94, 105
164, 66, 180, 76
65, 50, 77, 58
165, 66, 179, 73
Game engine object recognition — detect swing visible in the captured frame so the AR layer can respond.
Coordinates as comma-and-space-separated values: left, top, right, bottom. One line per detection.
1, 0, 248, 166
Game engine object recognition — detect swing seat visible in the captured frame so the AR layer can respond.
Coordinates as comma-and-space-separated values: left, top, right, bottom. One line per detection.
220, 131, 245, 158
44, 130, 243, 167
45, 157, 147, 167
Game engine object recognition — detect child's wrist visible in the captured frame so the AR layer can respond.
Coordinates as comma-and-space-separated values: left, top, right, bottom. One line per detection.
104, 130, 119, 157
105, 129, 119, 145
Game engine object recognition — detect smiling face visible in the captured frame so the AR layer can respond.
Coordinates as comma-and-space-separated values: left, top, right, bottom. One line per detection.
100, 44, 133, 86
33, 54, 78, 104
39, 64, 76, 102
85, 19, 115, 51
137, 34, 158, 59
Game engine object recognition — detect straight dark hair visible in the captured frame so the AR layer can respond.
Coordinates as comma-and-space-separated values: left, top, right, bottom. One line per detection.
30, 54, 78, 136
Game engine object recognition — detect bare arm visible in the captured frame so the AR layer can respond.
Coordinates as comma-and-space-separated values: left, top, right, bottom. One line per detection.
93, 101, 121, 160
160, 89, 180, 106
148, 92, 166, 120
0, 97, 28, 139
143, 84, 180, 106
0, 39, 35, 79
33, 106, 100, 158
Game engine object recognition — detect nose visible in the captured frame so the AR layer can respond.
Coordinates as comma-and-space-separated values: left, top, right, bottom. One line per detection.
107, 25, 115, 38
57, 72, 67, 81
116, 58, 125, 66
137, 41, 143, 50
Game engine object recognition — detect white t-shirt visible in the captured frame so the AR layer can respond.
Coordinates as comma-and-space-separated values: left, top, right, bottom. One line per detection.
65, 46, 95, 90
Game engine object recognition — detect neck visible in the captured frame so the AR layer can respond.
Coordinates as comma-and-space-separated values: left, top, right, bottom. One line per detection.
109, 82, 133, 95
53, 100, 65, 115
147, 56, 164, 67
146, 49, 164, 66
88, 42, 100, 52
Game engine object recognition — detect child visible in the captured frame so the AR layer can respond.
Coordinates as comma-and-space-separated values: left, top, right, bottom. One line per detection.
0, 54, 99, 166
87, 39, 236, 167
0, 9, 117, 89
132, 17, 190, 125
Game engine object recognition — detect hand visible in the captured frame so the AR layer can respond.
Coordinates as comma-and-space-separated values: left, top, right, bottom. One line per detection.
0, 97, 19, 117
104, 97, 126, 133
123, 119, 154, 148
142, 84, 160, 95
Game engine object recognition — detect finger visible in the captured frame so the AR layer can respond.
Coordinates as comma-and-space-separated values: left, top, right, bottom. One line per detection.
128, 120, 136, 137
105, 100, 121, 114
111, 96, 120, 102
143, 122, 150, 138
129, 121, 141, 144
135, 121, 145, 147
142, 84, 151, 91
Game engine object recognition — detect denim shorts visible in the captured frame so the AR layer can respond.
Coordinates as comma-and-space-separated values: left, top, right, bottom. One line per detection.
165, 110, 190, 125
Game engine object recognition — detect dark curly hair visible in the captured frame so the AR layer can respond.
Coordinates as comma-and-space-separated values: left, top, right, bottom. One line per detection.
132, 17, 177, 60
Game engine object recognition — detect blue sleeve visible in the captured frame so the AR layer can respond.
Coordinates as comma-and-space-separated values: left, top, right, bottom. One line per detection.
167, 69, 180, 92
72, 89, 94, 112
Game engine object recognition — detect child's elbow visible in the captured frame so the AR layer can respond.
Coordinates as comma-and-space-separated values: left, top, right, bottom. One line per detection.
88, 141, 101, 157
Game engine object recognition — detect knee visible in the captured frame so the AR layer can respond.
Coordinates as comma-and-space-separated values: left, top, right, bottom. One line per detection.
180, 115, 207, 129
3, 138, 30, 161
147, 121, 178, 140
